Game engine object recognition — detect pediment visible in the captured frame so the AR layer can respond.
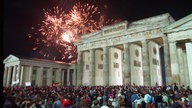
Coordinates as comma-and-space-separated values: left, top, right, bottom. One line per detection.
163, 13, 192, 33
3, 54, 20, 64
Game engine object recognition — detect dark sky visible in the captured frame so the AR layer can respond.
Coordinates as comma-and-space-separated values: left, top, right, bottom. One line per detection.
3, 0, 192, 61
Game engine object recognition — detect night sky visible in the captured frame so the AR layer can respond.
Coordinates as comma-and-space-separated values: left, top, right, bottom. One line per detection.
3, 0, 192, 62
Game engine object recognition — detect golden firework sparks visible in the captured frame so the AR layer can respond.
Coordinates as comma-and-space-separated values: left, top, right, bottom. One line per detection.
29, 1, 120, 63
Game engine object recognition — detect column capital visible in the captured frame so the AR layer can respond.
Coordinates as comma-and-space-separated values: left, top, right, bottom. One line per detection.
162, 36, 168, 41
141, 40, 146, 43
17, 65, 21, 71
123, 42, 129, 45
38, 66, 43, 69
78, 51, 83, 58
169, 40, 177, 44
102, 46, 109, 50
47, 67, 52, 70
58, 68, 62, 71
141, 39, 150, 44
78, 50, 83, 53
123, 43, 130, 49
90, 49, 95, 51
90, 49, 95, 55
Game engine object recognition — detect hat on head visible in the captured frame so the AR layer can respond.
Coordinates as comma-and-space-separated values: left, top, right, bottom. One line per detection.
61, 99, 71, 107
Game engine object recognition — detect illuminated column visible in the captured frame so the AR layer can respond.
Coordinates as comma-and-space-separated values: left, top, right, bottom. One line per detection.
73, 66, 77, 86
169, 41, 180, 84
103, 47, 109, 86
183, 52, 190, 86
89, 49, 95, 86
25, 66, 32, 83
77, 51, 83, 85
142, 40, 151, 86
6, 66, 12, 87
16, 65, 20, 80
162, 36, 172, 85
11, 65, 17, 85
19, 66, 24, 86
47, 68, 52, 86
61, 70, 64, 85
36, 67, 43, 86
67, 69, 70, 85
3, 67, 8, 86
55, 68, 61, 83
123, 43, 131, 85
177, 48, 185, 85
185, 42, 192, 88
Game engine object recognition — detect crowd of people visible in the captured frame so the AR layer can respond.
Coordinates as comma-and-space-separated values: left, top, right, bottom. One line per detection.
3, 83, 192, 108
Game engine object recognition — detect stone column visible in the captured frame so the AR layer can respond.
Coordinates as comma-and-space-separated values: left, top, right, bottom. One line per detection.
77, 51, 83, 85
142, 40, 151, 86
67, 69, 70, 86
19, 66, 24, 86
177, 48, 185, 86
55, 68, 62, 83
73, 65, 77, 86
3, 67, 8, 86
25, 66, 32, 83
89, 49, 95, 86
36, 67, 43, 86
183, 52, 190, 86
185, 42, 192, 88
103, 47, 109, 86
123, 43, 131, 85
11, 65, 17, 85
162, 36, 172, 85
15, 65, 19, 80
6, 66, 12, 87
29, 66, 32, 82
47, 68, 52, 86
61, 69, 64, 85
169, 41, 180, 84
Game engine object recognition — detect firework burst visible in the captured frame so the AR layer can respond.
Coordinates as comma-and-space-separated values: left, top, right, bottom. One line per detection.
29, 6, 77, 63
30, 1, 120, 63
67, 2, 101, 34
68, 2, 119, 35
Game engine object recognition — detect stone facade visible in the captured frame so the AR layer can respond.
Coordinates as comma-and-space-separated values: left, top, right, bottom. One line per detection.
3, 13, 192, 88
75, 13, 192, 87
162, 13, 192, 88
130, 44, 143, 85
3, 55, 77, 87
75, 13, 175, 86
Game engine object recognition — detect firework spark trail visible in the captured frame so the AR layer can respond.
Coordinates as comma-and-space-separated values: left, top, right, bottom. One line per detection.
39, 7, 67, 42
66, 1, 120, 41
30, 6, 78, 62
30, 1, 120, 63
67, 2, 102, 35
